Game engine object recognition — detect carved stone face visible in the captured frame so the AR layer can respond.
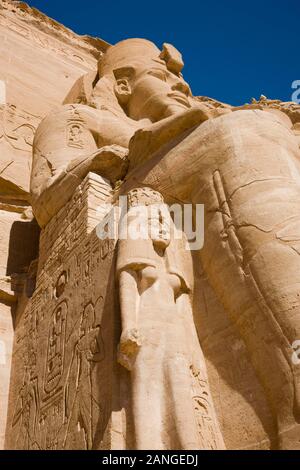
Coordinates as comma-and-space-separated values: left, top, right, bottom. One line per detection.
100, 38, 191, 122
126, 63, 192, 122
147, 205, 171, 250
125, 203, 171, 249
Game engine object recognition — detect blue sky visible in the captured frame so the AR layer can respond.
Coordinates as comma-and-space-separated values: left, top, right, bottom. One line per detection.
26, 0, 299, 106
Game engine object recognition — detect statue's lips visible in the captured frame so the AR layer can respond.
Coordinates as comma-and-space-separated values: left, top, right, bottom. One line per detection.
168, 92, 190, 107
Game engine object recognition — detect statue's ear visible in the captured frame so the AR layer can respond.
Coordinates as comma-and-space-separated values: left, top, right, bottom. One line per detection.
113, 66, 135, 105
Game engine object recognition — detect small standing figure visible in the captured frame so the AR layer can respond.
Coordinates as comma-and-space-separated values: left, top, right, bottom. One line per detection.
117, 187, 224, 450
65, 302, 104, 449
12, 365, 38, 449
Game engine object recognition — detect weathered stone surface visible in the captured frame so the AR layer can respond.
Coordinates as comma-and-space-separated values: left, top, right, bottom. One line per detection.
0, 0, 108, 197
3, 2, 300, 451
0, 0, 108, 449
0, 301, 14, 449
5, 173, 117, 450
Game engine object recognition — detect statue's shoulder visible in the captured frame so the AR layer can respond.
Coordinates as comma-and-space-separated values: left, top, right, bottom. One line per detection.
35, 103, 134, 149
36, 104, 101, 135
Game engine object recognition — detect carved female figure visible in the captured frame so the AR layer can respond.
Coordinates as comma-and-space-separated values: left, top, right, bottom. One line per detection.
116, 187, 225, 450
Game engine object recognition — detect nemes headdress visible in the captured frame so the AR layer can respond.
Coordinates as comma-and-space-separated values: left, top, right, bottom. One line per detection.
99, 38, 184, 78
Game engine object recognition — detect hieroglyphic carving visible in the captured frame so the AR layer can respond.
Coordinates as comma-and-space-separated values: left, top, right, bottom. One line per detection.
0, 105, 40, 151
11, 306, 39, 449
67, 123, 84, 149
190, 365, 221, 450
39, 389, 64, 450
11, 368, 39, 449
54, 271, 67, 299
44, 301, 68, 394
5, 173, 116, 449
66, 109, 86, 150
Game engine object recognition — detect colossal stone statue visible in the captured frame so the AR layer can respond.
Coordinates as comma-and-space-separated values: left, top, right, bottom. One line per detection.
29, 37, 300, 449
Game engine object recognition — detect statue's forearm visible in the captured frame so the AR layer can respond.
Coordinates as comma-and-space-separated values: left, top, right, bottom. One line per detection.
31, 145, 128, 227
119, 269, 139, 332
31, 152, 95, 227
128, 106, 230, 168
118, 268, 142, 370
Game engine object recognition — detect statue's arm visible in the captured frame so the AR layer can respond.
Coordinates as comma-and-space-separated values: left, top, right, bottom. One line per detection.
128, 105, 231, 168
31, 147, 127, 228
30, 106, 128, 227
119, 268, 139, 333
118, 268, 142, 370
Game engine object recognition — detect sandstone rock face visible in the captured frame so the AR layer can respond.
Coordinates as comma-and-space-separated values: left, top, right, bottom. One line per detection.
0, 0, 108, 197
2, 1, 300, 451
0, 0, 108, 449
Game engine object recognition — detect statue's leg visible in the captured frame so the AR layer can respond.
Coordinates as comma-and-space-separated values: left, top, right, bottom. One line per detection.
164, 356, 201, 449
131, 357, 165, 449
194, 110, 300, 448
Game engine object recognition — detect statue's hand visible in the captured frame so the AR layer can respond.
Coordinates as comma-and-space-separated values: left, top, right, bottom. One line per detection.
191, 102, 231, 121
117, 327, 142, 371
190, 102, 213, 122
90, 144, 129, 183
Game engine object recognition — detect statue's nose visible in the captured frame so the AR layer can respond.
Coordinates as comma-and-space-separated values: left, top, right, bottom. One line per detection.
171, 80, 190, 96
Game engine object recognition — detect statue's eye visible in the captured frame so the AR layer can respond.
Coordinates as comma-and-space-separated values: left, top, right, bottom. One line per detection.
147, 70, 167, 81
